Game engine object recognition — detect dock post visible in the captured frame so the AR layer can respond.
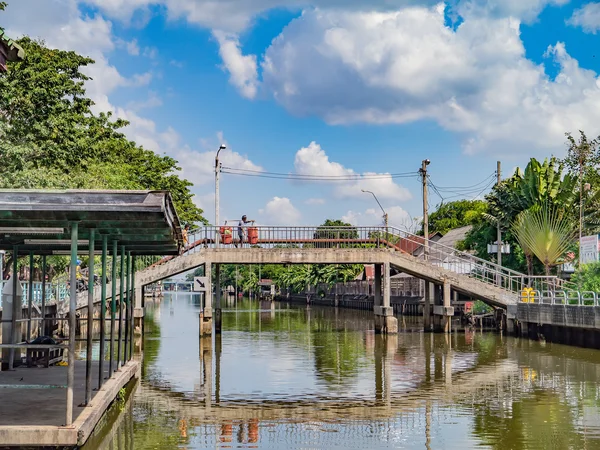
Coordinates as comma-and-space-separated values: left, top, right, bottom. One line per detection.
374, 262, 398, 334
27, 251, 33, 342
84, 229, 95, 406
109, 240, 118, 375
41, 255, 47, 336
200, 263, 213, 336
215, 264, 222, 334
130, 255, 135, 358
123, 251, 131, 365
424, 282, 432, 332
117, 246, 125, 369
98, 235, 108, 389
66, 222, 78, 426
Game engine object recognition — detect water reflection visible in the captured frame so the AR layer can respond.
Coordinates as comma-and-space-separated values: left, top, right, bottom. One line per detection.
84, 293, 600, 450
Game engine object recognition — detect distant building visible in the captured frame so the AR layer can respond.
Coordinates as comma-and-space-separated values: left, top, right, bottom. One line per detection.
0, 28, 24, 72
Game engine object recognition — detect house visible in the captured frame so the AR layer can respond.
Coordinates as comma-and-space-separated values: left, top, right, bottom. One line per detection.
0, 28, 24, 72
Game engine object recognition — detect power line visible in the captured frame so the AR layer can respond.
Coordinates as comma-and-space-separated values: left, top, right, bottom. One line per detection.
221, 168, 420, 182
431, 173, 496, 192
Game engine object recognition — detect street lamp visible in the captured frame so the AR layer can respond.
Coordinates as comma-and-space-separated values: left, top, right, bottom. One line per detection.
215, 144, 227, 230
361, 189, 388, 231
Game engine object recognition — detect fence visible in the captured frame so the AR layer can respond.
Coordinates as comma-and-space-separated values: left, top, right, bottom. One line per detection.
0, 281, 69, 307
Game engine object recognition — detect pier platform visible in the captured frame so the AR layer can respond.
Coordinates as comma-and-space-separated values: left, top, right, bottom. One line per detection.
0, 360, 139, 447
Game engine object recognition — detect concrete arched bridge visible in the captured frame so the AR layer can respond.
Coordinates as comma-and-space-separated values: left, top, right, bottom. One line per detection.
132, 225, 563, 334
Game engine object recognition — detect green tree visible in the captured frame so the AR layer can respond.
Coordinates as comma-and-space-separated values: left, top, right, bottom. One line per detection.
512, 205, 575, 276
464, 158, 578, 275
0, 38, 205, 225
427, 200, 487, 235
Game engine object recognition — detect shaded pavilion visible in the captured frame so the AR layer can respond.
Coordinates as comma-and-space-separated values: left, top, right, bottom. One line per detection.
0, 190, 182, 426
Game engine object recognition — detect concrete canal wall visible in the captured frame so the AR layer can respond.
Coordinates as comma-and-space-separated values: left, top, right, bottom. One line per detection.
508, 303, 600, 349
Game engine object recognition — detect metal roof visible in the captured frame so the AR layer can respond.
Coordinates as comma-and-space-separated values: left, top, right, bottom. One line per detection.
0, 28, 24, 71
0, 190, 182, 255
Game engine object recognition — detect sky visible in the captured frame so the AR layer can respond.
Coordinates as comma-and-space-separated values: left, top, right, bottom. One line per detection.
2, 0, 600, 229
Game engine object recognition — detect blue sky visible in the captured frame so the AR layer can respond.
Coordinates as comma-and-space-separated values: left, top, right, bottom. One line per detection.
3, 0, 600, 229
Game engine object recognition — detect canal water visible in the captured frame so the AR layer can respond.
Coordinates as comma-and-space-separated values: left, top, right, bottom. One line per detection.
83, 293, 600, 449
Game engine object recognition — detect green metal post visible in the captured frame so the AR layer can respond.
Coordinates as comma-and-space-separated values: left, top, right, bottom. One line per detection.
27, 251, 33, 342
8, 245, 18, 371
117, 246, 125, 369
66, 222, 78, 426
123, 251, 130, 365
98, 235, 108, 389
41, 255, 47, 336
109, 240, 118, 375
85, 228, 95, 405
130, 255, 136, 359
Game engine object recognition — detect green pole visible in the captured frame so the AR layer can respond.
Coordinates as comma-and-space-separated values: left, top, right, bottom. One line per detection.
98, 235, 108, 389
130, 255, 136, 360
27, 251, 33, 342
66, 222, 78, 426
85, 228, 95, 405
124, 251, 130, 365
117, 246, 125, 369
109, 240, 118, 375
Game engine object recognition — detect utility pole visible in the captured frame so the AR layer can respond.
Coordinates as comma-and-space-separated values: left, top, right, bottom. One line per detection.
420, 159, 430, 257
420, 159, 431, 332
215, 144, 227, 232
497, 161, 502, 268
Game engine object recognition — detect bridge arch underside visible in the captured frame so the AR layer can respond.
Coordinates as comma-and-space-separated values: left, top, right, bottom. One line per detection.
138, 249, 515, 308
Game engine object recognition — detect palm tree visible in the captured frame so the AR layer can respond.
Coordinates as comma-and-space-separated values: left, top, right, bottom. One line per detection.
512, 205, 576, 277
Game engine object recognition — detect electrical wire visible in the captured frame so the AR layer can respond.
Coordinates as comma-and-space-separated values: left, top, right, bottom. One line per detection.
221, 167, 420, 182
430, 173, 496, 192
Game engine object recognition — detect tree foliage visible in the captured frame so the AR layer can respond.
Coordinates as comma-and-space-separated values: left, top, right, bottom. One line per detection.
512, 205, 575, 276
427, 200, 486, 235
464, 157, 579, 275
0, 37, 205, 225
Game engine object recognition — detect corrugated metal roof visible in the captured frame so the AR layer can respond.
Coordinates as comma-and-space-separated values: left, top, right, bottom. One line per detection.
436, 225, 472, 249
0, 190, 182, 255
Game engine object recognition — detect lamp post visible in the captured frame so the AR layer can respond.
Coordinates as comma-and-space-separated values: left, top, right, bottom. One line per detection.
215, 144, 227, 231
361, 189, 388, 233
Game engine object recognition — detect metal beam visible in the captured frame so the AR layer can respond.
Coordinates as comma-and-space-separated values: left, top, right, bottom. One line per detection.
66, 222, 78, 426
84, 229, 95, 405
98, 234, 108, 389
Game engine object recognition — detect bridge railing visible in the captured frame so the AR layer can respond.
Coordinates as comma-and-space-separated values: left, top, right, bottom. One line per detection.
134, 225, 565, 299
0, 281, 69, 308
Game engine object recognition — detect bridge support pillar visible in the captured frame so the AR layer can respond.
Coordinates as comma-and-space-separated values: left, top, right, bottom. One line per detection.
200, 263, 213, 336
215, 264, 222, 334
433, 280, 453, 333
423, 282, 433, 332
374, 262, 397, 334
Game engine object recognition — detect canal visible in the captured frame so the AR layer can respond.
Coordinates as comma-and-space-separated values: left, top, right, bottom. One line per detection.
83, 293, 600, 449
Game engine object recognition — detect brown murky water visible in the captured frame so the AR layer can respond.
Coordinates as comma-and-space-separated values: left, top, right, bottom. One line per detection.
82, 293, 600, 449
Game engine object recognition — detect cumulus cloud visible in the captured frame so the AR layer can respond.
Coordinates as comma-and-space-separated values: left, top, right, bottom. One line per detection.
294, 142, 412, 201
342, 206, 414, 229
259, 197, 301, 224
212, 30, 259, 99
83, 0, 566, 32
567, 2, 600, 34
261, 5, 600, 155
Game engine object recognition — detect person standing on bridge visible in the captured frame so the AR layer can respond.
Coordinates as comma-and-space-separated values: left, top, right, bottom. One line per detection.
237, 215, 254, 248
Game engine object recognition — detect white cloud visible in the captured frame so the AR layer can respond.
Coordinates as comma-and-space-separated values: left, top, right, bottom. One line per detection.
261, 5, 600, 155
213, 30, 259, 99
126, 38, 140, 55
567, 2, 600, 34
259, 197, 301, 224
305, 198, 326, 205
294, 142, 412, 201
342, 205, 414, 229
82, 0, 566, 33
126, 91, 163, 111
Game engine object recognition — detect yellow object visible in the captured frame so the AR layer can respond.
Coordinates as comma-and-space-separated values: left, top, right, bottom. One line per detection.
521, 287, 536, 303
56, 360, 68, 366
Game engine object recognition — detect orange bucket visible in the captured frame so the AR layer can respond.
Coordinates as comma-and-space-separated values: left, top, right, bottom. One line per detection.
247, 227, 259, 245
220, 226, 233, 244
